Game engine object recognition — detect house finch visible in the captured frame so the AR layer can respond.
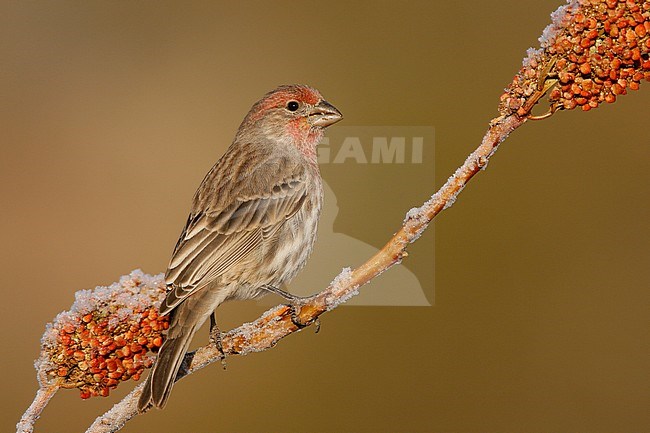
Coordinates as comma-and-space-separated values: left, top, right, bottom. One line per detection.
138, 84, 342, 411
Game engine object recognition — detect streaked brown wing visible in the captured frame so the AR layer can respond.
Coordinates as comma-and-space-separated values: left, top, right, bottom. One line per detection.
160, 162, 307, 315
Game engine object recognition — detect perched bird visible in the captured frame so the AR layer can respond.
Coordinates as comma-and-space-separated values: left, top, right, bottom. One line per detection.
138, 84, 342, 411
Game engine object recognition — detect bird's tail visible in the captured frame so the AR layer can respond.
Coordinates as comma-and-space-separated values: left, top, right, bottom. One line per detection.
138, 320, 197, 411
138, 288, 224, 412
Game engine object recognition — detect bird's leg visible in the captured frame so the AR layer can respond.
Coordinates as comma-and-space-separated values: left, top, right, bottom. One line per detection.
262, 286, 320, 333
209, 313, 227, 369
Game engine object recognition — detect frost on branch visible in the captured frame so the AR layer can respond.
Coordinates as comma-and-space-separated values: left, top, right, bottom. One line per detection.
500, 0, 650, 117
324, 267, 358, 309
37, 270, 168, 399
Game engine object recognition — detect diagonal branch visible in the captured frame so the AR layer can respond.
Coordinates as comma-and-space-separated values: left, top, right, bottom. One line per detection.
16, 374, 61, 433
85, 113, 527, 433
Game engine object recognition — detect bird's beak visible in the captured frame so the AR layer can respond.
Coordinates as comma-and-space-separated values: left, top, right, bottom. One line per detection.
308, 100, 343, 128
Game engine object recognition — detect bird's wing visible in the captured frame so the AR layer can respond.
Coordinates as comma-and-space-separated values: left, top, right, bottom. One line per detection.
160, 153, 307, 315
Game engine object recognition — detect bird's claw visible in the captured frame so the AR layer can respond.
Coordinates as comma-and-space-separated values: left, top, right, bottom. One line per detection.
288, 303, 320, 333
262, 286, 321, 333
209, 314, 227, 370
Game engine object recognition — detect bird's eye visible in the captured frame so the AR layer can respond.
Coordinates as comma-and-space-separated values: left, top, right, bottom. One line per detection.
286, 101, 300, 112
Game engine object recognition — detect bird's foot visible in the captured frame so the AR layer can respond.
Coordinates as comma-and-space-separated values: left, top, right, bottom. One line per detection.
209, 313, 227, 369
262, 286, 321, 333
288, 303, 321, 333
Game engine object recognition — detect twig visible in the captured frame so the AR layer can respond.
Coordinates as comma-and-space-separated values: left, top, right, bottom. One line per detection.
16, 369, 61, 433
83, 113, 527, 433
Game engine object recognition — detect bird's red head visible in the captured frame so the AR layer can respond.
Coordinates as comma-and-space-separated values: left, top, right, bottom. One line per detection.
254, 85, 323, 113
239, 85, 342, 161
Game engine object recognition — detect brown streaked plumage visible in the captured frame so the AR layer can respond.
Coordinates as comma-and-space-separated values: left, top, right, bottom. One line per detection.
138, 85, 342, 411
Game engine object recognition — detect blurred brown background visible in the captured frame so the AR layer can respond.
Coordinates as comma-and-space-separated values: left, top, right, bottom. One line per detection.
2, 1, 649, 432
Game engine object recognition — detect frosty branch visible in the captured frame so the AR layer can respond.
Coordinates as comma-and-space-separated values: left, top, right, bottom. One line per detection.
18, 0, 649, 432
